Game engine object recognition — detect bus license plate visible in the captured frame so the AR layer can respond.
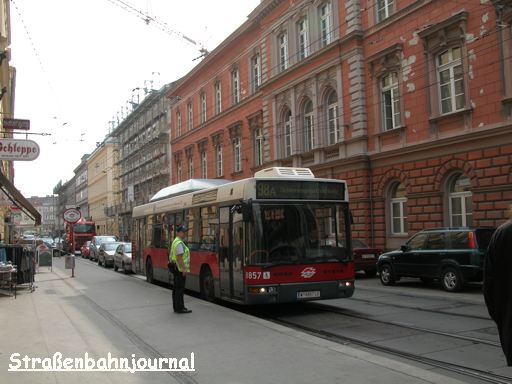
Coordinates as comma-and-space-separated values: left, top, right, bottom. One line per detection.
361, 254, 375, 259
297, 291, 320, 299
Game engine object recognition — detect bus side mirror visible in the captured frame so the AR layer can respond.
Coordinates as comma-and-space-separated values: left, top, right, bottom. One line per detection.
231, 202, 253, 222
242, 201, 253, 222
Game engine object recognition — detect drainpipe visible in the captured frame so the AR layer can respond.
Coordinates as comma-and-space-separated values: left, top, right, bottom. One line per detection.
365, 155, 375, 248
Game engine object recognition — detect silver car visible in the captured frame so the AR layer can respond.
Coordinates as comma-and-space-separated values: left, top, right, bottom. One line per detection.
89, 235, 117, 261
98, 242, 121, 268
113, 242, 132, 274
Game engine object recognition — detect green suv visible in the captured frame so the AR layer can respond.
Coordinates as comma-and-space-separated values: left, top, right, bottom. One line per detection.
377, 227, 495, 292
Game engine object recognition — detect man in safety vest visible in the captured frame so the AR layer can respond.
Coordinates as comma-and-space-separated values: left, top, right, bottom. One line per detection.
169, 226, 192, 314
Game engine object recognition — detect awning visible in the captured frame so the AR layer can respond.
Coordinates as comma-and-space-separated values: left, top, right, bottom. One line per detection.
0, 171, 41, 225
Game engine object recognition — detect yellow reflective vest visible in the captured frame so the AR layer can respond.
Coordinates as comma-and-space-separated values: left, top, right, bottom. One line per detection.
170, 236, 190, 272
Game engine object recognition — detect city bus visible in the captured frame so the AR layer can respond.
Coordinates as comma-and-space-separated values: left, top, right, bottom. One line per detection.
72, 218, 96, 253
132, 167, 354, 304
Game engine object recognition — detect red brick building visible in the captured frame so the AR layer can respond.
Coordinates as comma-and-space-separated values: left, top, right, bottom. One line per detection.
168, 0, 512, 250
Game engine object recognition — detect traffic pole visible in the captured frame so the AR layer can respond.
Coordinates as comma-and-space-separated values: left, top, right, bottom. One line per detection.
70, 225, 75, 278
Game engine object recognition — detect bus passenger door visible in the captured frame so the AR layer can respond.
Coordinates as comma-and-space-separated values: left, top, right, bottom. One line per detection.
218, 207, 231, 298
231, 213, 245, 300
218, 207, 245, 301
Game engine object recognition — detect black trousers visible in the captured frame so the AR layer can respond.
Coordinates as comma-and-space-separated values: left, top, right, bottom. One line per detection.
172, 270, 186, 311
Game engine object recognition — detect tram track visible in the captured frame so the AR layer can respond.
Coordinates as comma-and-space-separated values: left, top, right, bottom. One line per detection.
268, 315, 511, 384
247, 298, 510, 384
346, 295, 490, 321
308, 302, 500, 347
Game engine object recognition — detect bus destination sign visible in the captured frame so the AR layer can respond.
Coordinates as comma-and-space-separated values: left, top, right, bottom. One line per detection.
256, 180, 345, 200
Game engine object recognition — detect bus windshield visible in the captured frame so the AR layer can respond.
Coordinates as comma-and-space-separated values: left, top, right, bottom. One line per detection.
249, 203, 351, 266
73, 224, 95, 233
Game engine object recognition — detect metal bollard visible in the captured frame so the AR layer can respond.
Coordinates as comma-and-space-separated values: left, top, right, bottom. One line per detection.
64, 254, 76, 277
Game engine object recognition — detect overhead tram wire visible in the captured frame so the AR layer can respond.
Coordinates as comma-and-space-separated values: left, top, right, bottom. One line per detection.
99, 34, 510, 171
10, 0, 66, 137
103, 0, 208, 59
163, 0, 498, 119
99, 1, 507, 167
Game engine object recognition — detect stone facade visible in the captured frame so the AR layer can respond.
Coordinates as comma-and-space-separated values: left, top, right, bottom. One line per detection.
169, 0, 511, 251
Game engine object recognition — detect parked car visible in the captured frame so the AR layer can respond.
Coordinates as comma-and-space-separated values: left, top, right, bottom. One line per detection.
377, 227, 496, 292
81, 241, 91, 259
98, 242, 122, 268
352, 239, 381, 277
41, 237, 55, 248
113, 242, 132, 274
89, 235, 117, 261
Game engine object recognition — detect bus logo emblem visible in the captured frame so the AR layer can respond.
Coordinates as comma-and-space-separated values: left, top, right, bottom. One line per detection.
300, 267, 316, 278
263, 272, 270, 279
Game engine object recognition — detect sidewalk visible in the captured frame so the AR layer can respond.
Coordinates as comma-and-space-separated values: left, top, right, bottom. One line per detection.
0, 258, 467, 384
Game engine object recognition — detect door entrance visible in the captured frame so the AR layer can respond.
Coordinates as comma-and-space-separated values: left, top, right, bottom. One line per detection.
219, 206, 245, 300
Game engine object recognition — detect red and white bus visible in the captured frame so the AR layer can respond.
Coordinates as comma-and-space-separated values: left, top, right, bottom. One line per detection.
132, 167, 354, 304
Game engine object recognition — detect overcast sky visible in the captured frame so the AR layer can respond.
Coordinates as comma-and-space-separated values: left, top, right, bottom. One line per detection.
9, 0, 260, 197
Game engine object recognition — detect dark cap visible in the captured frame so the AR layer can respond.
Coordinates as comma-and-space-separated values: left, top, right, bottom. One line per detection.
176, 226, 188, 233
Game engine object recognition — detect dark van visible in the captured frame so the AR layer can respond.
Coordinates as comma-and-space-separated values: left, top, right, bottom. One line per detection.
377, 227, 495, 292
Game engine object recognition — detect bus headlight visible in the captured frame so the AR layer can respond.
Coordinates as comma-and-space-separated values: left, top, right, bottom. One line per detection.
338, 281, 353, 288
248, 286, 277, 294
249, 287, 267, 294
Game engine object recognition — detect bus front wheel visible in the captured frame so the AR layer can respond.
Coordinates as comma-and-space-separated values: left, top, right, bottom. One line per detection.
200, 267, 215, 302
146, 258, 154, 284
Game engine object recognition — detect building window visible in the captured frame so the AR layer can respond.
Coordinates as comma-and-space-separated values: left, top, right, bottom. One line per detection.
216, 144, 223, 177
381, 72, 401, 131
297, 18, 309, 60
201, 151, 207, 178
303, 100, 314, 151
376, 0, 394, 23
390, 183, 407, 235
231, 68, 240, 105
251, 54, 261, 93
278, 33, 289, 72
176, 161, 182, 183
233, 137, 242, 173
254, 128, 263, 166
200, 92, 207, 124
448, 174, 472, 227
176, 111, 182, 137
188, 156, 194, 179
215, 81, 222, 115
319, 2, 332, 47
187, 102, 193, 131
283, 109, 292, 157
437, 47, 465, 115
326, 90, 340, 145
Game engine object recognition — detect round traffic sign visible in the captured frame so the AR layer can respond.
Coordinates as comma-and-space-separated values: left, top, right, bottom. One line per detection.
63, 208, 81, 224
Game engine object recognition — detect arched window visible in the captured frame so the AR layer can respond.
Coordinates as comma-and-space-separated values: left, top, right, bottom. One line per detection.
283, 109, 292, 157
448, 174, 472, 226
326, 90, 339, 145
303, 100, 314, 151
390, 182, 407, 235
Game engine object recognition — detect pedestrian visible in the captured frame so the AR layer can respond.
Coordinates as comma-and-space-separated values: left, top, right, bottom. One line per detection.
169, 226, 192, 314
484, 204, 512, 366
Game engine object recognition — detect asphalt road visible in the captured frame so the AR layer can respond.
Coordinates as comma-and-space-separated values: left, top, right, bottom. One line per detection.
260, 273, 512, 383
25, 256, 466, 384
27, 256, 510, 384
